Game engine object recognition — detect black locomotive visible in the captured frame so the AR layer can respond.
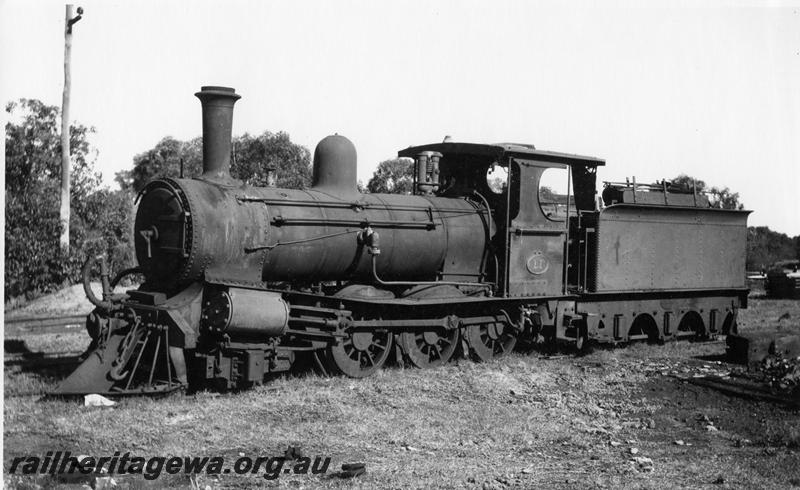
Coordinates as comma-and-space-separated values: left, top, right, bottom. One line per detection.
56, 86, 750, 395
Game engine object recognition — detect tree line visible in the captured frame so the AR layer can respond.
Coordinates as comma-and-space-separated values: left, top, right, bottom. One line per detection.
5, 99, 132, 300
5, 99, 799, 300
114, 132, 312, 192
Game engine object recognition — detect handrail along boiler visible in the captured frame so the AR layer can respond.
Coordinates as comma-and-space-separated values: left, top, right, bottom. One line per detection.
57, 86, 750, 394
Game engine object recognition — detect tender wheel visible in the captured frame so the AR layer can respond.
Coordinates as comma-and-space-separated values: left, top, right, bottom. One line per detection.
464, 321, 517, 362
677, 311, 706, 341
325, 329, 393, 378
398, 328, 460, 369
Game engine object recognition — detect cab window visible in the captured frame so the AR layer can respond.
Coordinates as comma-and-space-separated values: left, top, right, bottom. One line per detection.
486, 164, 508, 194
538, 167, 574, 221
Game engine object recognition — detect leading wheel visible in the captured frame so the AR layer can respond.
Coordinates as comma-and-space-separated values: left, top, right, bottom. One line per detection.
325, 329, 393, 378
464, 322, 517, 362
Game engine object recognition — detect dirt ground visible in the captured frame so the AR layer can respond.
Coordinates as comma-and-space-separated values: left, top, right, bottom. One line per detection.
3, 291, 800, 489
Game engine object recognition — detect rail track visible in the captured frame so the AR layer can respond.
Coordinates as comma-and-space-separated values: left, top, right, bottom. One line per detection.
4, 313, 89, 337
4, 313, 90, 368
4, 351, 85, 367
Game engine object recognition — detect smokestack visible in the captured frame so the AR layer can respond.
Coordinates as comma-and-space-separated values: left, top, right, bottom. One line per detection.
195, 86, 241, 183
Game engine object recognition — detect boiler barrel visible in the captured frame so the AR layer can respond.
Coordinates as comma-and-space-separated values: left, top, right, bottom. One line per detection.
134, 178, 489, 288
260, 189, 488, 282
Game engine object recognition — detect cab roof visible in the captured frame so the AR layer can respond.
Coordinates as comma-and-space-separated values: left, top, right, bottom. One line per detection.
398, 142, 605, 167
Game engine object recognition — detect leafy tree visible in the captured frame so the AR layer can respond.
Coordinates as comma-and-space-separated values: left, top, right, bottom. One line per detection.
5, 99, 101, 212
670, 174, 743, 210
115, 136, 203, 192
366, 158, 414, 194
5, 99, 131, 300
232, 131, 311, 188
488, 176, 506, 194
79, 188, 136, 271
796, 235, 800, 261
539, 186, 555, 202
119, 131, 311, 192
746, 226, 797, 271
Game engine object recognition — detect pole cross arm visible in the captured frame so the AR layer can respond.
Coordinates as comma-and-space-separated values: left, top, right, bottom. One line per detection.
67, 6, 84, 33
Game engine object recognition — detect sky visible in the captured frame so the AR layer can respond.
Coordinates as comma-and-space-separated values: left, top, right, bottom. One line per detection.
2, 0, 799, 235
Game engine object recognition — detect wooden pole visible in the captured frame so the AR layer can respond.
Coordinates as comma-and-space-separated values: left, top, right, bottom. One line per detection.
60, 5, 74, 252
60, 6, 83, 251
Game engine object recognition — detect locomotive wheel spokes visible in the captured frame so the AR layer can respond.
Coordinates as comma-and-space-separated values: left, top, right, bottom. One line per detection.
399, 328, 460, 369
464, 321, 517, 362
327, 329, 393, 378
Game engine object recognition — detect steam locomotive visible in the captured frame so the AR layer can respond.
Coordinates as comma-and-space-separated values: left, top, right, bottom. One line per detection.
56, 86, 750, 395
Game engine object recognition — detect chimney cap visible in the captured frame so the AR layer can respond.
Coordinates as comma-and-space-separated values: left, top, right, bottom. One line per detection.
195, 86, 241, 100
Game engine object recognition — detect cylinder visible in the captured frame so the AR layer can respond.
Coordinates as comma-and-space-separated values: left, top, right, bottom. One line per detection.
202, 288, 289, 338
195, 86, 241, 182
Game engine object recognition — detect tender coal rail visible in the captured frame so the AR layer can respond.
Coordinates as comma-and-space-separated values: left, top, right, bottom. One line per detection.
4, 314, 89, 337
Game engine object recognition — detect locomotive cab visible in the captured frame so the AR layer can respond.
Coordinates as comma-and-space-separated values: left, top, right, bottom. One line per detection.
399, 143, 605, 298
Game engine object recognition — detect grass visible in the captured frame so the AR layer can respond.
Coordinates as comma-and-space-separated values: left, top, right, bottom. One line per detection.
4, 296, 800, 488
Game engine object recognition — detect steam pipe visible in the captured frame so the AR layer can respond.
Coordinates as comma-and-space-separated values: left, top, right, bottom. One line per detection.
370, 254, 492, 290
472, 190, 500, 287
82, 255, 113, 310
